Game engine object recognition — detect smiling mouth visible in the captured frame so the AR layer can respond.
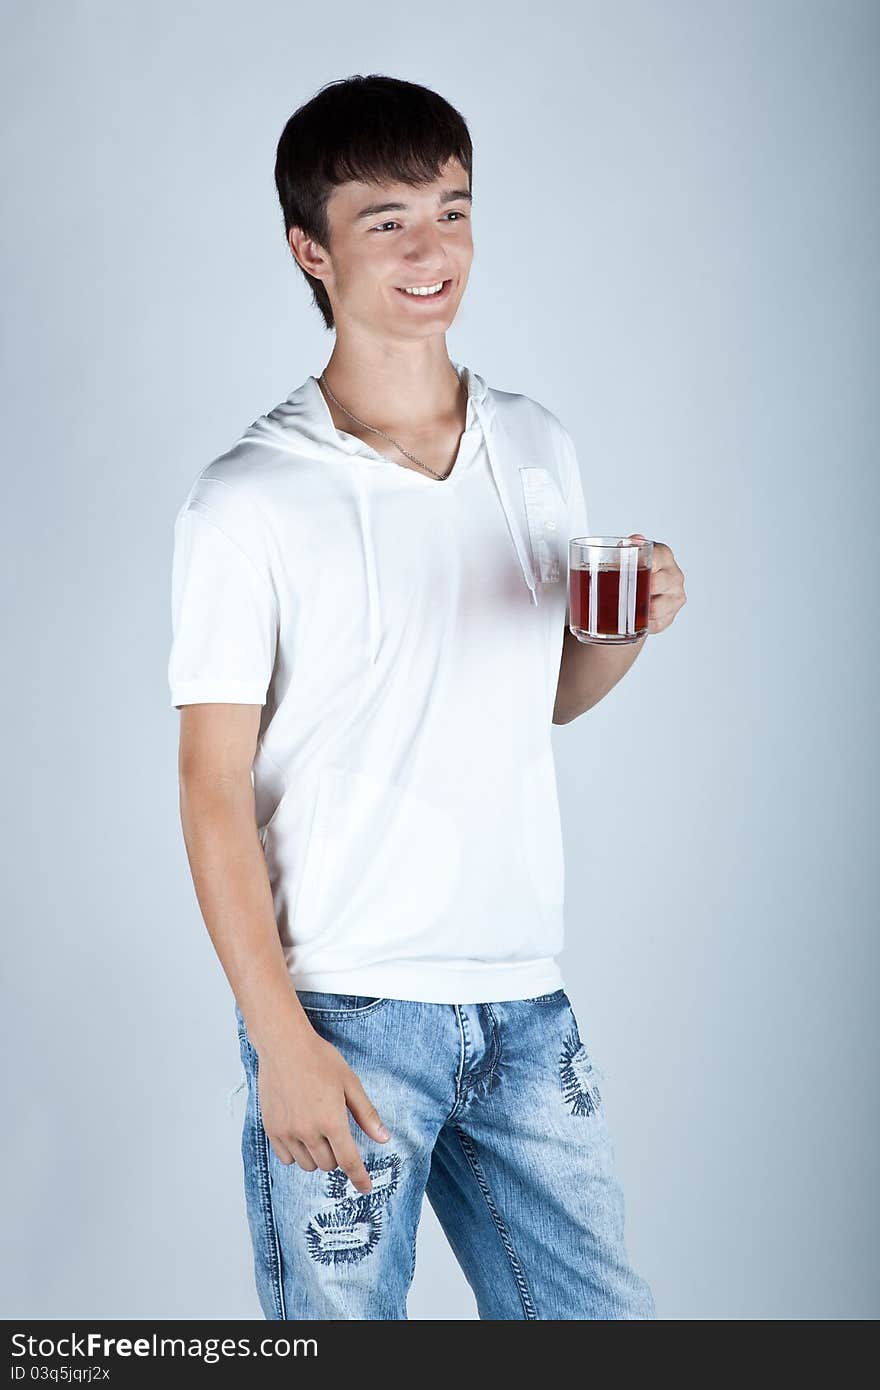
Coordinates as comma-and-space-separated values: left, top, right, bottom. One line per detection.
394, 278, 454, 302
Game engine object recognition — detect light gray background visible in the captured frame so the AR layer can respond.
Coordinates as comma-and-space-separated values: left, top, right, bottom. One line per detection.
3, 0, 877, 1320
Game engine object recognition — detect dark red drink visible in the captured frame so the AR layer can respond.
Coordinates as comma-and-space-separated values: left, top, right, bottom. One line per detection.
570, 561, 651, 641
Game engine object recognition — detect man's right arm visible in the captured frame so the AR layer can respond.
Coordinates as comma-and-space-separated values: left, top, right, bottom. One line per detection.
176, 702, 389, 1192
177, 702, 309, 1056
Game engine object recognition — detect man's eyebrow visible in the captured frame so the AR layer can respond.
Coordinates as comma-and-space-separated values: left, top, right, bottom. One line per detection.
353, 188, 473, 222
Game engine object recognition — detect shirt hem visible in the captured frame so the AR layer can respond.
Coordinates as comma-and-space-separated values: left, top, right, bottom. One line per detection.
169, 680, 267, 707
286, 956, 565, 1005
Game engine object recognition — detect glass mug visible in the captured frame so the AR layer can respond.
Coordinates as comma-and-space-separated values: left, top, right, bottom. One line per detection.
569, 536, 653, 645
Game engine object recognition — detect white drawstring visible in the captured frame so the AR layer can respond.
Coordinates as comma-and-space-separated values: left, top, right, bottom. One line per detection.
475, 399, 539, 605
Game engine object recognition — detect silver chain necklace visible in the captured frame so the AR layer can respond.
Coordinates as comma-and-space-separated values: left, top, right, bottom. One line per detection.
319, 372, 451, 481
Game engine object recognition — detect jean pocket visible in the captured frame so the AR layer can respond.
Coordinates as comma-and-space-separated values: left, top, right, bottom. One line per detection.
233, 1002, 255, 1063
521, 988, 567, 1005
295, 991, 388, 1018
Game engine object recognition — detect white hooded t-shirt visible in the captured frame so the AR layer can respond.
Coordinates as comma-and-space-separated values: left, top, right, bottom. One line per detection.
168, 361, 589, 1004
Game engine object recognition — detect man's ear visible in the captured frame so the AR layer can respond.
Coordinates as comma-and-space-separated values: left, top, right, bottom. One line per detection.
288, 226, 329, 279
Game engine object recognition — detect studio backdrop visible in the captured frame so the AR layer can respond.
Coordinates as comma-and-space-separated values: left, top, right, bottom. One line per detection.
3, 0, 877, 1320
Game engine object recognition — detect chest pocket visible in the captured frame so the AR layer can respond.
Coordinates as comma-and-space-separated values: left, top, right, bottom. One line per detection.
519, 466, 565, 584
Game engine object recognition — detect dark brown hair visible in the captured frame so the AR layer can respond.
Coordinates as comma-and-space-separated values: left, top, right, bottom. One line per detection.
274, 74, 473, 331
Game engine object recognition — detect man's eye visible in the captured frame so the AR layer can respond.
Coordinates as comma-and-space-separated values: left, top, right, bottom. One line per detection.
372, 211, 467, 233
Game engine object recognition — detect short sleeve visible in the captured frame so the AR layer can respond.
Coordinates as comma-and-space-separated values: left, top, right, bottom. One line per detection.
167, 496, 279, 709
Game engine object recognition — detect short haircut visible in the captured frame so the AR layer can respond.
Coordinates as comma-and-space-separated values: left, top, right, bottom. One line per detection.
274, 74, 474, 331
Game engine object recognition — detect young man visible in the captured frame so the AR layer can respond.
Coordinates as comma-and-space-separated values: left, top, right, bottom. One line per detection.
168, 74, 683, 1320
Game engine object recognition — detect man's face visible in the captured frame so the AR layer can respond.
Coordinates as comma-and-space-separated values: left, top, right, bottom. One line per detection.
293, 156, 473, 338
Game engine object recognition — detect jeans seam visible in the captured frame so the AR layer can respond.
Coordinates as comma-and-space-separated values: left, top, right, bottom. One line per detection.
483, 1003, 502, 1088
452, 1125, 539, 1319
250, 1052, 287, 1319
445, 1005, 470, 1123
299, 999, 390, 1018
523, 988, 566, 1005
409, 1224, 418, 1287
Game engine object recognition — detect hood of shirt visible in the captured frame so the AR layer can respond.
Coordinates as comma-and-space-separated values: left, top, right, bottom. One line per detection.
237, 360, 540, 663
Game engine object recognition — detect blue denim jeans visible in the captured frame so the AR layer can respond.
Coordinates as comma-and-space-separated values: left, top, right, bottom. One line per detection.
233, 988, 656, 1320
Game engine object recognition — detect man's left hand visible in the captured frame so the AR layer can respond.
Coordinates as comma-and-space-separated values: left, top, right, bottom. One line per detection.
625, 534, 687, 635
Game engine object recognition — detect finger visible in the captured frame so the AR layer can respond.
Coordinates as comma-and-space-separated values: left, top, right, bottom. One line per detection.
290, 1140, 317, 1171
648, 599, 668, 627
267, 1136, 296, 1166
344, 1075, 391, 1143
327, 1130, 374, 1195
648, 601, 679, 631
306, 1136, 340, 1173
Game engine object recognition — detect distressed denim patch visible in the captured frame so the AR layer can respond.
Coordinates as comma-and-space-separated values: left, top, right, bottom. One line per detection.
305, 1196, 382, 1266
305, 1151, 403, 1267
326, 1151, 401, 1205
559, 1030, 604, 1118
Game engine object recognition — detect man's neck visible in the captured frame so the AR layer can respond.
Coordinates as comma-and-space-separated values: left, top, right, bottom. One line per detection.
319, 338, 463, 435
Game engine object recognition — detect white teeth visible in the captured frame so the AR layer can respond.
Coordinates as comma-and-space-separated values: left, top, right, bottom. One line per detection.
402, 281, 445, 296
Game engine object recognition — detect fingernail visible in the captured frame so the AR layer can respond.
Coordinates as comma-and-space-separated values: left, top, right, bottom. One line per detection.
377, 1123, 389, 1138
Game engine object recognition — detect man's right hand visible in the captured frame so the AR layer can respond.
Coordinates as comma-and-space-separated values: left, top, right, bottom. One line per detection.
255, 1027, 391, 1195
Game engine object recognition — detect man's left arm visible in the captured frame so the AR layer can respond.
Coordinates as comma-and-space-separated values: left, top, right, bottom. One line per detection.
552, 534, 687, 725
